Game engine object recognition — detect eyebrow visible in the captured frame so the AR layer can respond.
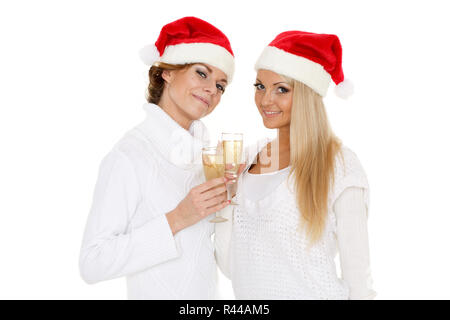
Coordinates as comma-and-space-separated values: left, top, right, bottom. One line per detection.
255, 79, 289, 86
198, 63, 228, 84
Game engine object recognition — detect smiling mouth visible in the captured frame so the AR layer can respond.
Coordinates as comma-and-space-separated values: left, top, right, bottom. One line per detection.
193, 94, 210, 107
263, 110, 282, 118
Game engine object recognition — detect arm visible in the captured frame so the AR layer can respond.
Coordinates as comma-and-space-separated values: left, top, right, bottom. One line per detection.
79, 149, 180, 284
334, 187, 377, 300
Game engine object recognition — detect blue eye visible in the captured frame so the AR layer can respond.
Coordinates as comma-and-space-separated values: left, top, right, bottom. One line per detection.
277, 86, 289, 93
254, 83, 264, 90
196, 70, 207, 78
216, 83, 225, 93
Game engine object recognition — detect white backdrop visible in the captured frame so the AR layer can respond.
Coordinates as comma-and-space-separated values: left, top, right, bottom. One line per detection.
1, 0, 449, 300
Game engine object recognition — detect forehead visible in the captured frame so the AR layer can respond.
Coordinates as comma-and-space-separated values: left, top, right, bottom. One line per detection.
256, 69, 288, 83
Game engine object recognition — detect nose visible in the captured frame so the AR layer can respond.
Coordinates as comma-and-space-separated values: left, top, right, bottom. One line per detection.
203, 79, 218, 95
261, 90, 273, 107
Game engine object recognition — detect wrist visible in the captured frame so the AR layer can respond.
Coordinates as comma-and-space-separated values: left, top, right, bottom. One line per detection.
166, 207, 182, 235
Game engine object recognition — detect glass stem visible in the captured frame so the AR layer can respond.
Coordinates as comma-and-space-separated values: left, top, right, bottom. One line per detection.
226, 183, 234, 202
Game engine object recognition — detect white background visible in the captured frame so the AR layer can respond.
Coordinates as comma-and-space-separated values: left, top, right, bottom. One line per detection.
1, 0, 449, 300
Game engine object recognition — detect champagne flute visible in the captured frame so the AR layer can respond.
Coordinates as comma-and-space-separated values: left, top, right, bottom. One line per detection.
221, 133, 243, 205
202, 146, 227, 223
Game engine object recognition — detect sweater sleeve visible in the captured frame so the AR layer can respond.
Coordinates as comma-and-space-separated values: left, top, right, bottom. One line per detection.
79, 149, 180, 284
334, 187, 377, 300
213, 205, 234, 279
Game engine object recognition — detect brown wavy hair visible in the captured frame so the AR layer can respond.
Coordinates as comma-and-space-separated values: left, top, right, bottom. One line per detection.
146, 62, 193, 104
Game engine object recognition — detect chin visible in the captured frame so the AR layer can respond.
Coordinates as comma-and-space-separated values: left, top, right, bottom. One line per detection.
264, 124, 279, 129
261, 119, 281, 129
188, 105, 208, 120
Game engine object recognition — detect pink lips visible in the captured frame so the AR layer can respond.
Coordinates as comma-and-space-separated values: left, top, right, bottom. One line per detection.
193, 94, 210, 107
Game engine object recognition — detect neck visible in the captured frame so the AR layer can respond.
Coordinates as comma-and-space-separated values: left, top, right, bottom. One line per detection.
262, 125, 290, 170
276, 125, 291, 153
158, 89, 193, 131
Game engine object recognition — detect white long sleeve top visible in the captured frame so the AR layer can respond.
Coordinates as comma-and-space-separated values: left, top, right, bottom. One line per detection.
214, 140, 376, 300
79, 103, 218, 299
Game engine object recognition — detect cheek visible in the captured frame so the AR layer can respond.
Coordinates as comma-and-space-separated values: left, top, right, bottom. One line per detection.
170, 77, 187, 99
278, 95, 293, 115
209, 95, 222, 109
187, 73, 204, 89
176, 73, 197, 96
254, 93, 263, 109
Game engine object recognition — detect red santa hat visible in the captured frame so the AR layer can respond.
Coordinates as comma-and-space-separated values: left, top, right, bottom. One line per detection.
139, 16, 235, 82
255, 31, 353, 99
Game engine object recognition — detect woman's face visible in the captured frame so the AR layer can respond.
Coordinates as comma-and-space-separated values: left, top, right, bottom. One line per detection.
163, 63, 228, 121
254, 69, 293, 129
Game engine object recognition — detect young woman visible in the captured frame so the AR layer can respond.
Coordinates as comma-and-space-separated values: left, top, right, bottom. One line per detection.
215, 31, 377, 300
79, 17, 235, 299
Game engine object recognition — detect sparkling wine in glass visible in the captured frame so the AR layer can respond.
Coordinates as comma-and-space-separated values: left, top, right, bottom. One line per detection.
221, 133, 243, 205
202, 147, 227, 223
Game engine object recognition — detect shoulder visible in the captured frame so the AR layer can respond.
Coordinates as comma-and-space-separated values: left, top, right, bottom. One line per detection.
330, 145, 370, 207
98, 144, 135, 176
113, 128, 160, 165
334, 146, 368, 183
99, 129, 159, 177
115, 127, 151, 153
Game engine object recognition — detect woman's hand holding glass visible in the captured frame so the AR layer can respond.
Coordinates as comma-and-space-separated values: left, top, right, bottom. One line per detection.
201, 135, 246, 223
166, 177, 232, 234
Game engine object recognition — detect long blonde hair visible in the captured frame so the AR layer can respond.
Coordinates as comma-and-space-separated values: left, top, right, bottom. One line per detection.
287, 79, 342, 245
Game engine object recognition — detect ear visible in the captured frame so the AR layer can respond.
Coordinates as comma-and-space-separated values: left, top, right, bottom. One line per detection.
161, 69, 173, 84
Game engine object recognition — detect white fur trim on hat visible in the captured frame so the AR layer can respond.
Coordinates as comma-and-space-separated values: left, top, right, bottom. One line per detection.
255, 46, 331, 97
161, 42, 235, 82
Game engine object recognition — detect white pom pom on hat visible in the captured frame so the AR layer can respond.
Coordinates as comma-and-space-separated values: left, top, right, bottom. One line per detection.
334, 78, 354, 99
139, 44, 160, 66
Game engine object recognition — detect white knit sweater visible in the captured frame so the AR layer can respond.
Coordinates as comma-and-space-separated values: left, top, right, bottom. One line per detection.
214, 140, 376, 300
79, 103, 217, 299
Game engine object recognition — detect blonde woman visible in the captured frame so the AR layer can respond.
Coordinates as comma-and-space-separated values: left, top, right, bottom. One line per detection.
79, 17, 235, 299
215, 31, 376, 299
